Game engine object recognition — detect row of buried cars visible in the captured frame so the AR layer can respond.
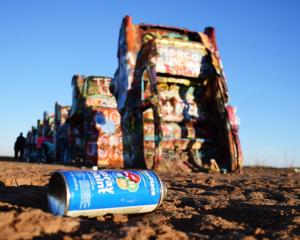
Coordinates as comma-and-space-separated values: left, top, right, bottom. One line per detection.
24, 16, 243, 173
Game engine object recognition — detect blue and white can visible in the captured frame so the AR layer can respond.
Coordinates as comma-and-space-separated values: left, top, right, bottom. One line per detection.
48, 170, 167, 217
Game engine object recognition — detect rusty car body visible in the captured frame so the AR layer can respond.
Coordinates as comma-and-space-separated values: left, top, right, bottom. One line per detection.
111, 16, 242, 172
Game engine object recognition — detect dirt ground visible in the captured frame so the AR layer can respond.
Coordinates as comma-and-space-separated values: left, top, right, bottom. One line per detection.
0, 158, 299, 240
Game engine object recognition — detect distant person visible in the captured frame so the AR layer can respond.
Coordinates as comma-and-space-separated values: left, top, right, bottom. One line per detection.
14, 132, 26, 160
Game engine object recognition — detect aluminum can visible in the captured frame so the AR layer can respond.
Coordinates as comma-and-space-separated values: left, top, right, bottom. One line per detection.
48, 170, 167, 217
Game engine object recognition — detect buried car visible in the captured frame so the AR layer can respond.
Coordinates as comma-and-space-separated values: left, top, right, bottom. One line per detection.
110, 16, 242, 172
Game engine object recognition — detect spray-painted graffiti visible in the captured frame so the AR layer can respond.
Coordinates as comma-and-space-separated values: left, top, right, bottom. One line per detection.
86, 97, 117, 108
84, 90, 123, 167
95, 109, 122, 135
86, 77, 112, 97
112, 16, 243, 172
68, 75, 124, 167
155, 39, 205, 78
113, 51, 136, 112
86, 135, 123, 166
100, 108, 121, 126
143, 122, 197, 141
143, 83, 199, 122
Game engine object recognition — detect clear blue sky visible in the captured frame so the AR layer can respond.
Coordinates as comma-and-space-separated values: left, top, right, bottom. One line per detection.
0, 0, 299, 167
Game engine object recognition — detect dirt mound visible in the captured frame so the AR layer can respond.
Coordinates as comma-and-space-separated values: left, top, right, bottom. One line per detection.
0, 160, 299, 239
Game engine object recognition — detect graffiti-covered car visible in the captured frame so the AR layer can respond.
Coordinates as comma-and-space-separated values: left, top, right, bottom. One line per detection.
54, 103, 70, 163
69, 75, 123, 167
111, 16, 242, 172
25, 112, 55, 163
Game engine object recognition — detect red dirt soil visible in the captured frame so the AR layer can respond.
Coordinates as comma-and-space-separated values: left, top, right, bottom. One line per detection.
0, 158, 299, 239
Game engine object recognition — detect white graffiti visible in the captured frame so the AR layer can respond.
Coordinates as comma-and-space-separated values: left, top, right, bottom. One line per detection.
155, 45, 203, 77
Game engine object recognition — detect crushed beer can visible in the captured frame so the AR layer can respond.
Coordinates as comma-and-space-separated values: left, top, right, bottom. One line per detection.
48, 170, 167, 217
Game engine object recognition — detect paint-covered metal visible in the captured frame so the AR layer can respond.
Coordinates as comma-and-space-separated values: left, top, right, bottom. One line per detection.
111, 16, 243, 172
24, 111, 56, 162
54, 103, 70, 161
54, 103, 70, 135
154, 39, 206, 78
69, 75, 123, 167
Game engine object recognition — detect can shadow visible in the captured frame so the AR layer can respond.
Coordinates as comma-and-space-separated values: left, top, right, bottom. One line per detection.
0, 182, 48, 212
31, 218, 127, 240
31, 214, 142, 239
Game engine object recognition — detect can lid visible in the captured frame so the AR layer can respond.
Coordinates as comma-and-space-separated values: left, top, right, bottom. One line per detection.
48, 172, 69, 216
